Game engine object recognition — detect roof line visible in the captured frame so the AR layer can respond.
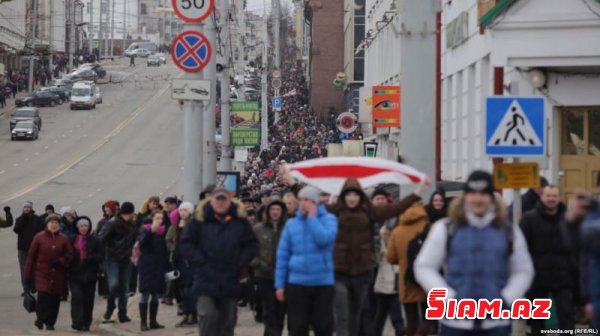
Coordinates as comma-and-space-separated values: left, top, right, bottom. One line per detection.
480, 0, 519, 28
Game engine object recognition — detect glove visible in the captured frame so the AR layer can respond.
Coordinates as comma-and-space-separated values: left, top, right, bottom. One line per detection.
3, 206, 9, 213
50, 258, 60, 268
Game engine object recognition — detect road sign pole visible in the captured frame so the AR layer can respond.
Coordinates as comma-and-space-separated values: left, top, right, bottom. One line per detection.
512, 157, 522, 224
261, 8, 269, 152
201, 16, 217, 189
219, 0, 232, 171
184, 99, 204, 202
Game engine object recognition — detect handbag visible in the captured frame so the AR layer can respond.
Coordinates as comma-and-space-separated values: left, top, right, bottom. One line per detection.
23, 292, 36, 313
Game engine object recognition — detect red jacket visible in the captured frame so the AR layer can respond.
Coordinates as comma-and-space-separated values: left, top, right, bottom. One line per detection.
24, 230, 73, 294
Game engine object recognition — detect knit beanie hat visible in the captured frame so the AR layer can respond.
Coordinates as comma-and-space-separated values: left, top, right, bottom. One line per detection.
179, 202, 195, 215
120, 202, 135, 215
298, 186, 320, 204
45, 214, 61, 225
76, 217, 92, 228
464, 170, 495, 196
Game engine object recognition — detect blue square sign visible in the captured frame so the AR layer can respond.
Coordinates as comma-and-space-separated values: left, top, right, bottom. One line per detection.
485, 97, 545, 156
272, 97, 282, 111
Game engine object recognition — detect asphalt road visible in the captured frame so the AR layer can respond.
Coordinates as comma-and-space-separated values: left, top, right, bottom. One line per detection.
0, 58, 188, 333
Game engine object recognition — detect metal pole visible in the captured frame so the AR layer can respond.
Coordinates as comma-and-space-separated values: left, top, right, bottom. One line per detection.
512, 157, 522, 224
110, 0, 115, 57
28, 0, 38, 93
123, 0, 127, 54
219, 0, 232, 171
201, 16, 217, 188
184, 99, 204, 204
103, 0, 108, 59
48, 0, 53, 78
69, 1, 75, 71
98, 0, 103, 59
260, 7, 268, 151
237, 1, 245, 100
274, 0, 280, 70
88, 0, 93, 59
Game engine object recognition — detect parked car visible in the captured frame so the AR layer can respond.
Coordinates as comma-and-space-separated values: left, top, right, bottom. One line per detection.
78, 63, 107, 78
72, 69, 98, 82
155, 53, 167, 64
147, 55, 161, 67
70, 81, 97, 110
129, 49, 151, 58
10, 107, 42, 131
11, 120, 39, 141
95, 86, 103, 104
51, 78, 75, 90
15, 91, 61, 107
41, 86, 70, 104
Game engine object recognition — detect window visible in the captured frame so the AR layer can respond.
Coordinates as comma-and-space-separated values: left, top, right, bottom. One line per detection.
141, 4, 147, 15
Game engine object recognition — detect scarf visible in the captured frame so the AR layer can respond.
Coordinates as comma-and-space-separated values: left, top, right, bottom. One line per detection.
74, 234, 87, 262
465, 205, 496, 229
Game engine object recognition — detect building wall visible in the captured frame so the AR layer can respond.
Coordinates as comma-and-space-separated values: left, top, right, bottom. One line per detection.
308, 0, 345, 119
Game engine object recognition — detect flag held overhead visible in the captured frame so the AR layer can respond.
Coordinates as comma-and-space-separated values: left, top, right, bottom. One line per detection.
287, 157, 427, 196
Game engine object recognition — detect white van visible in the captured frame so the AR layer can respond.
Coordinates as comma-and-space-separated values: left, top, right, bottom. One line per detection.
124, 42, 158, 56
70, 81, 97, 110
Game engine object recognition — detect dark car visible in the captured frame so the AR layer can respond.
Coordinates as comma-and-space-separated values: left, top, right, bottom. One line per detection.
78, 63, 107, 78
11, 120, 39, 141
10, 108, 42, 131
15, 91, 61, 107
41, 86, 70, 104
73, 69, 98, 82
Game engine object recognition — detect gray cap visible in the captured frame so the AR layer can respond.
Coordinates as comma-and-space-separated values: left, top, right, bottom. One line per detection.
298, 186, 320, 204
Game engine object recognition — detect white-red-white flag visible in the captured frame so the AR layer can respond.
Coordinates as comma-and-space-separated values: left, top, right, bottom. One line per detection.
283, 89, 298, 97
287, 157, 426, 195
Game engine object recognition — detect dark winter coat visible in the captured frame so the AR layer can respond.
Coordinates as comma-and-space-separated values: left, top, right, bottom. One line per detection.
0, 208, 13, 228
520, 202, 576, 290
168, 219, 194, 287
138, 223, 170, 294
24, 230, 73, 294
251, 198, 287, 279
13, 212, 45, 252
581, 202, 600, 327
180, 199, 258, 298
97, 215, 138, 262
327, 179, 421, 275
69, 221, 103, 284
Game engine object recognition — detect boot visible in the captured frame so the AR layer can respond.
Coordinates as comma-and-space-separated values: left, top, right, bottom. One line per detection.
175, 314, 189, 328
188, 313, 198, 325
149, 302, 164, 329
139, 303, 149, 332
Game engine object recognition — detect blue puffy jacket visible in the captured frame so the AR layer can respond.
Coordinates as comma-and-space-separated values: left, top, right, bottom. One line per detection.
275, 204, 338, 289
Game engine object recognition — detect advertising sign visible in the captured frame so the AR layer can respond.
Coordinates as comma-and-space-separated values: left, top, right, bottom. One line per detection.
372, 86, 401, 128
231, 101, 260, 146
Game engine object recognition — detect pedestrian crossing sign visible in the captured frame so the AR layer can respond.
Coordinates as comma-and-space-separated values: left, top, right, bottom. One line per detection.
485, 97, 545, 156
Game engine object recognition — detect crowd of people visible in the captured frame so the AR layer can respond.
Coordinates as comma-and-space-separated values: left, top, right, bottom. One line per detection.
2, 55, 600, 336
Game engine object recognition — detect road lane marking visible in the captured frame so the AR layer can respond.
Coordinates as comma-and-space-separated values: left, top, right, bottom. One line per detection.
2, 78, 177, 204
0, 170, 5, 175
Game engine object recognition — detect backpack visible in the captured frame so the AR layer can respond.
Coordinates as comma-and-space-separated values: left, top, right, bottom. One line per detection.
404, 224, 431, 287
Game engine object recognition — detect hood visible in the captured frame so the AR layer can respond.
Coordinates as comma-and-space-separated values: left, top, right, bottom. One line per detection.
264, 197, 288, 224
448, 195, 508, 228
398, 203, 428, 226
195, 198, 247, 222
73, 216, 93, 235
337, 178, 369, 208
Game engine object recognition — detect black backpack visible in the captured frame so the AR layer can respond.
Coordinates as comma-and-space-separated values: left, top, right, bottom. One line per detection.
404, 224, 431, 287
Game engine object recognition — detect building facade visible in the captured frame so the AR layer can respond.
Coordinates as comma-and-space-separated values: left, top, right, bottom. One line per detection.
0, 0, 27, 74
307, 0, 345, 120
441, 0, 600, 199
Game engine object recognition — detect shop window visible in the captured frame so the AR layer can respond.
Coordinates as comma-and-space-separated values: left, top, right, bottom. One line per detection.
589, 110, 600, 155
562, 110, 584, 155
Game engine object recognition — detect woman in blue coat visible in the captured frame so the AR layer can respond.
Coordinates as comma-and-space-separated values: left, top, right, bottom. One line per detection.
137, 210, 169, 331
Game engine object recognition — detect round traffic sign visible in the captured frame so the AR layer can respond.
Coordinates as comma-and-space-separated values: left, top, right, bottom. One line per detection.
172, 0, 215, 23
337, 112, 358, 133
272, 78, 282, 89
171, 31, 212, 73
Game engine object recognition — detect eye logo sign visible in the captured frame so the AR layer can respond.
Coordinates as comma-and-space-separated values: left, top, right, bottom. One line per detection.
372, 86, 401, 128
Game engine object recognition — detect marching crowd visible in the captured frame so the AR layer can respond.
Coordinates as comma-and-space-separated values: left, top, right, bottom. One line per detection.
2, 59, 600, 336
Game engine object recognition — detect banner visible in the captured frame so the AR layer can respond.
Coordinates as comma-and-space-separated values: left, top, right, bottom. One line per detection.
231, 101, 260, 146
372, 86, 401, 128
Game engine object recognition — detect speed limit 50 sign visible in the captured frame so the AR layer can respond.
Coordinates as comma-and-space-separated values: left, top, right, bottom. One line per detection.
172, 0, 214, 23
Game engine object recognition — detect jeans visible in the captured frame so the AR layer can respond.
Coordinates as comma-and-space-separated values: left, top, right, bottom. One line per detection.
529, 287, 575, 335
286, 284, 335, 336
257, 278, 286, 336
37, 292, 61, 327
140, 292, 160, 304
18, 250, 28, 292
197, 296, 238, 336
106, 259, 132, 318
335, 273, 372, 336
70, 280, 96, 329
441, 325, 511, 336
373, 294, 405, 336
